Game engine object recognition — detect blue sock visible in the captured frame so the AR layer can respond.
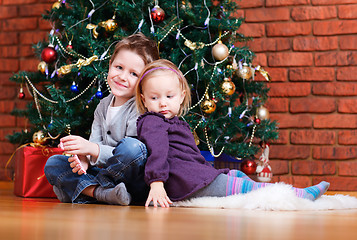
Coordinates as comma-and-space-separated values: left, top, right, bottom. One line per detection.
294, 181, 330, 201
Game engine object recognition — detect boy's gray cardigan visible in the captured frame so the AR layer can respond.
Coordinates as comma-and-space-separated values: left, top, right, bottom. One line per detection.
89, 94, 139, 167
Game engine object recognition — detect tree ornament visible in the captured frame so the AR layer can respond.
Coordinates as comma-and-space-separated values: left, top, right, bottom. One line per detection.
221, 77, 236, 96
70, 81, 79, 93
33, 130, 48, 145
52, 1, 61, 9
18, 85, 25, 99
255, 117, 261, 124
41, 45, 57, 64
256, 144, 272, 182
238, 62, 252, 80
200, 94, 216, 114
66, 41, 73, 51
193, 131, 200, 145
240, 159, 257, 175
257, 106, 270, 121
37, 61, 47, 74
95, 87, 103, 99
151, 5, 165, 23
212, 40, 229, 61
103, 18, 118, 32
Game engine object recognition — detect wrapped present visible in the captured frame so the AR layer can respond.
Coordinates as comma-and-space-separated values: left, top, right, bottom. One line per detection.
13, 146, 63, 198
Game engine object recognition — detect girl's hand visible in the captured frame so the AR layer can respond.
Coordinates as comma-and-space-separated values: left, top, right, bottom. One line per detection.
59, 135, 99, 158
68, 155, 89, 175
145, 181, 173, 208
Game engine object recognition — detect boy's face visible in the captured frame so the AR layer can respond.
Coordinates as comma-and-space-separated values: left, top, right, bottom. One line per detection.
107, 49, 145, 106
141, 71, 186, 119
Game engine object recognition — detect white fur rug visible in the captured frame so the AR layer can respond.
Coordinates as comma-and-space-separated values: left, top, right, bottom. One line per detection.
173, 183, 357, 211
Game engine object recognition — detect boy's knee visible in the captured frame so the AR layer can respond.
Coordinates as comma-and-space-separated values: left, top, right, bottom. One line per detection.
44, 155, 68, 175
113, 137, 147, 163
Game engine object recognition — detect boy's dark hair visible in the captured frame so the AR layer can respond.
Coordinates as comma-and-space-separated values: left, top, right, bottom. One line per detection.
109, 32, 159, 65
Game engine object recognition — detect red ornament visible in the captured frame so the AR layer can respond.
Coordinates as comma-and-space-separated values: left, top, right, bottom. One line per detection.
151, 5, 165, 23
18, 92, 25, 99
41, 45, 58, 63
255, 117, 261, 124
240, 159, 257, 175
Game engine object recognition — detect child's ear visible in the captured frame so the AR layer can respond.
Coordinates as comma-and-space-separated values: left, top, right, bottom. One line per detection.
141, 94, 146, 107
180, 90, 186, 104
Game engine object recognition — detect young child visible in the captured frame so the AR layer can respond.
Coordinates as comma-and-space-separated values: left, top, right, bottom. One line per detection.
44, 32, 159, 205
135, 59, 330, 208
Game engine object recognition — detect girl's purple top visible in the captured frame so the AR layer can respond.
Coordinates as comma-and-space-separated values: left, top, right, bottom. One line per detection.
137, 112, 229, 201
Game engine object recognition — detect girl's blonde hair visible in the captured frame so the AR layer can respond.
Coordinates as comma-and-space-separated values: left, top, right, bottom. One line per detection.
136, 59, 191, 117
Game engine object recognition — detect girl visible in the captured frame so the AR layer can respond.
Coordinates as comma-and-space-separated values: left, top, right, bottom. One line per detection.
135, 59, 330, 208
44, 33, 159, 205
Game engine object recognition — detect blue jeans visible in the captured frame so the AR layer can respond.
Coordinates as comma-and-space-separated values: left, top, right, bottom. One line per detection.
44, 137, 149, 204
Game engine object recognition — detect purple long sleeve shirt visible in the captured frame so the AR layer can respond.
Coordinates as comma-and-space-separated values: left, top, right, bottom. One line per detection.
137, 112, 229, 201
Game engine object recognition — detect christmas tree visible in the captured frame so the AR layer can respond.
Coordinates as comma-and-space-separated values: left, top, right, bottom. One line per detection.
9, 0, 278, 162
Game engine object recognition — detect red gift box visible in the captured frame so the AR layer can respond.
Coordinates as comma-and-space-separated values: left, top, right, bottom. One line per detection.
13, 146, 64, 198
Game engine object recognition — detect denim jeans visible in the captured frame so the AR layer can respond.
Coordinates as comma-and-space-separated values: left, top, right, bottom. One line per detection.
44, 137, 149, 204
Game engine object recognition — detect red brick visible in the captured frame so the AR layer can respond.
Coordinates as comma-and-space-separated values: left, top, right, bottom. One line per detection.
270, 145, 310, 160
2, 17, 38, 31
0, 115, 16, 127
19, 45, 35, 57
312, 176, 357, 191
235, 0, 264, 8
0, 101, 15, 113
19, 31, 48, 45
38, 18, 52, 31
312, 0, 357, 4
293, 37, 338, 51
19, 58, 38, 72
339, 161, 357, 176
0, 86, 16, 100
265, 98, 288, 112
291, 6, 337, 21
314, 21, 357, 36
313, 146, 357, 160
238, 23, 265, 38
248, 38, 290, 53
272, 129, 289, 144
337, 67, 357, 81
252, 53, 267, 66
267, 82, 311, 97
245, 8, 290, 22
267, 22, 311, 37
291, 130, 335, 144
275, 176, 312, 188
268, 53, 313, 67
338, 130, 357, 145
270, 113, 313, 128
0, 46, 19, 58
312, 82, 357, 96
231, 10, 244, 19
0, 73, 13, 86
0, 141, 16, 155
315, 52, 357, 66
254, 67, 287, 82
290, 98, 336, 113
338, 99, 357, 113
0, 59, 19, 72
340, 36, 357, 50
0, 33, 18, 45
0, 128, 20, 141
292, 160, 336, 175
289, 67, 335, 81
3, 0, 37, 4
18, 3, 52, 17
338, 5, 357, 19
270, 160, 289, 175
0, 6, 18, 19
314, 114, 357, 128
266, 0, 310, 7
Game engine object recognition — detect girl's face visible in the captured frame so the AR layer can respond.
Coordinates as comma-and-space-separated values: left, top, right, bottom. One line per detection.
107, 49, 145, 106
141, 71, 186, 119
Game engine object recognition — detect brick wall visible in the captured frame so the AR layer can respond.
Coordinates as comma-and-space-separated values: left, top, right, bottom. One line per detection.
1, 0, 357, 191
237, 0, 357, 190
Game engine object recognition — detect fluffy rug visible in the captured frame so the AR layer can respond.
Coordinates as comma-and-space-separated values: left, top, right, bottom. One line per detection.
173, 183, 357, 211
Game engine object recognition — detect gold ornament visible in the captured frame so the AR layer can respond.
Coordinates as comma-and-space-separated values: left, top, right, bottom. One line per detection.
200, 95, 216, 114
238, 63, 252, 80
193, 131, 200, 145
255, 65, 271, 81
52, 1, 61, 9
221, 78, 236, 96
212, 40, 229, 61
37, 61, 47, 74
99, 19, 118, 32
57, 55, 98, 75
86, 24, 99, 38
33, 130, 48, 145
257, 106, 270, 120
184, 39, 205, 51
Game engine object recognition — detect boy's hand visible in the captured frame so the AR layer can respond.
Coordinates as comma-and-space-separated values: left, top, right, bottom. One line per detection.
68, 155, 89, 175
145, 181, 172, 208
59, 135, 99, 158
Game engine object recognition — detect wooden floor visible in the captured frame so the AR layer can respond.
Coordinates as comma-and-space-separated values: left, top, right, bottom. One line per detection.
1, 182, 357, 240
